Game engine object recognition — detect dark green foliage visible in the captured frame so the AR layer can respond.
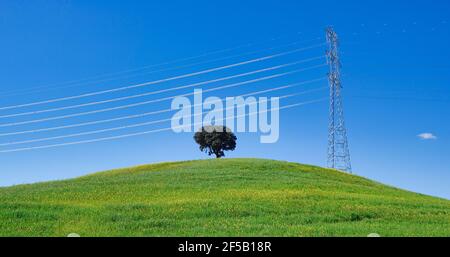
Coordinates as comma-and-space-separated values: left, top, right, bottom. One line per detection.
194, 126, 237, 158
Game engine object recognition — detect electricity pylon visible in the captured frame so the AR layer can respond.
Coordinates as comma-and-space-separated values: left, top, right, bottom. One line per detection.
326, 27, 352, 173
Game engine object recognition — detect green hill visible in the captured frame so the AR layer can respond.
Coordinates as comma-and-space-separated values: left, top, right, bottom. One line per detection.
0, 158, 449, 237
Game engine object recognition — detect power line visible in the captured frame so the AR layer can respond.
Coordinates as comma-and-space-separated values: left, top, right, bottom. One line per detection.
0, 98, 328, 153
0, 88, 328, 147
0, 43, 326, 111
0, 56, 325, 118
1, 95, 294, 146
0, 78, 327, 137
0, 64, 327, 128
350, 95, 450, 103
0, 86, 327, 146
0, 36, 323, 98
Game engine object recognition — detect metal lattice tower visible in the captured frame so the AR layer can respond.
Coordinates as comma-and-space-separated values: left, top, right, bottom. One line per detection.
326, 27, 352, 173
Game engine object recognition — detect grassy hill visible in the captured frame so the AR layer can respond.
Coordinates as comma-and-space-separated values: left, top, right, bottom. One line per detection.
0, 158, 449, 237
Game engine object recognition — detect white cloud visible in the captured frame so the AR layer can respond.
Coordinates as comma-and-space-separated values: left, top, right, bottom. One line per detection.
417, 133, 437, 140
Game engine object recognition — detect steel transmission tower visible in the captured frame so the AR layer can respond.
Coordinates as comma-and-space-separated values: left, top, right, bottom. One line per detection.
326, 27, 352, 173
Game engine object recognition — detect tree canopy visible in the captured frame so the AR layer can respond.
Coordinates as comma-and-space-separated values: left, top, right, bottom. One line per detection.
194, 126, 237, 158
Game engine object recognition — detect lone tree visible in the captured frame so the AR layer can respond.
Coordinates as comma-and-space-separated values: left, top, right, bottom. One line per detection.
194, 126, 237, 158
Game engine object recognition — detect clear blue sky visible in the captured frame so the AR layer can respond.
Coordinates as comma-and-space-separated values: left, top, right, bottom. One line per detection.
0, 0, 449, 199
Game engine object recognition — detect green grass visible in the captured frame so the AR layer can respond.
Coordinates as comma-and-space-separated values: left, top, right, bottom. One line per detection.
0, 158, 449, 237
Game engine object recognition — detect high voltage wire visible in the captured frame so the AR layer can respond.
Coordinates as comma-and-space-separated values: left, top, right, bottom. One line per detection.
0, 36, 323, 98
350, 95, 450, 103
0, 63, 327, 128
0, 77, 327, 137
0, 98, 328, 154
0, 84, 327, 146
0, 35, 328, 154
0, 88, 328, 147
0, 40, 309, 98
0, 56, 326, 119
0, 94, 295, 146
0, 43, 326, 111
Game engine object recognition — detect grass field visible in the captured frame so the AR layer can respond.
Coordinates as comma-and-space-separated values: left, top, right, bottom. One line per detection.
0, 158, 449, 237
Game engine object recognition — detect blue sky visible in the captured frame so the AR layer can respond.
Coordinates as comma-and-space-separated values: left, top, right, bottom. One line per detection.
0, 0, 449, 199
